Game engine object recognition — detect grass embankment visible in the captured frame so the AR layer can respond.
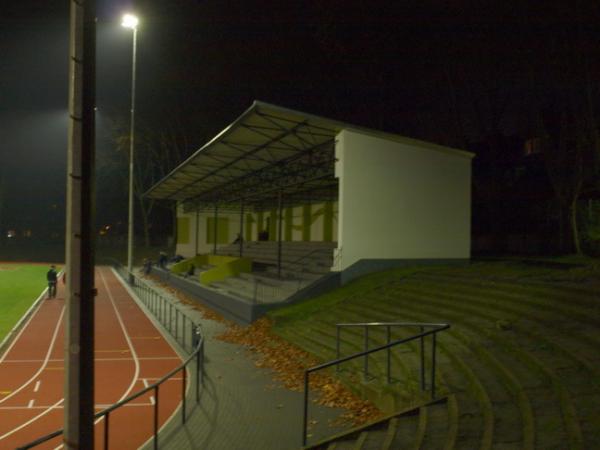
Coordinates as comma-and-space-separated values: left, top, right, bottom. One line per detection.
267, 261, 600, 449
0, 263, 54, 342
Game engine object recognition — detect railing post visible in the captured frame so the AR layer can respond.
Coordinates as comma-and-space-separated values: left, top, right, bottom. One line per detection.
386, 325, 391, 384
420, 325, 425, 391
104, 411, 109, 450
183, 317, 187, 352
431, 333, 437, 399
302, 371, 309, 447
153, 385, 159, 450
196, 345, 201, 403
363, 325, 369, 379
182, 366, 187, 423
335, 325, 340, 373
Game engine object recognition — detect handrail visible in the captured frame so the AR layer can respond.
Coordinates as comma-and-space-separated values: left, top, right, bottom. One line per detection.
301, 322, 449, 447
17, 266, 206, 450
288, 247, 330, 266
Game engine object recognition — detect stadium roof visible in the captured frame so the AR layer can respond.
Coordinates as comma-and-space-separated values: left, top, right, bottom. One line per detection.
144, 101, 472, 212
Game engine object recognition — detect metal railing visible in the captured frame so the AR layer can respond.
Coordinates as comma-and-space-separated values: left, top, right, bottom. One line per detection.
302, 322, 449, 447
115, 263, 198, 353
17, 264, 205, 450
251, 277, 303, 304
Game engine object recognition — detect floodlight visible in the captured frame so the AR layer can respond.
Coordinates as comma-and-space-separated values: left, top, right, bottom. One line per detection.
121, 14, 139, 30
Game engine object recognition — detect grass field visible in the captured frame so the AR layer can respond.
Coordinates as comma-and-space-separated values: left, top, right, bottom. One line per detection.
0, 263, 57, 343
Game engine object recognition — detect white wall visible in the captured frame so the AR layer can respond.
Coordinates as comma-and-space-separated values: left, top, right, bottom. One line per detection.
335, 129, 472, 271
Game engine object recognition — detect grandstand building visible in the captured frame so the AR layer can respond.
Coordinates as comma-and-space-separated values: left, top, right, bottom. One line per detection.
145, 102, 474, 321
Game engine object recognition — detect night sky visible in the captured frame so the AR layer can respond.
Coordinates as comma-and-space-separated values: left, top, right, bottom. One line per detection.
1, 1, 600, 245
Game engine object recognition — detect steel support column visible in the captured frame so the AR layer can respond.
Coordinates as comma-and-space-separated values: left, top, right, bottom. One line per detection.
239, 200, 244, 257
213, 204, 218, 255
277, 191, 283, 278
195, 208, 200, 256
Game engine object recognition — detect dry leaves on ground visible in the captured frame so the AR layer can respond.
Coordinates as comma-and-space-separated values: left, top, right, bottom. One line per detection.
218, 317, 382, 426
144, 275, 381, 426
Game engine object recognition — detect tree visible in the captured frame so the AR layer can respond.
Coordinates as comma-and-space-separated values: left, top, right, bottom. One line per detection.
539, 105, 595, 255
103, 115, 190, 248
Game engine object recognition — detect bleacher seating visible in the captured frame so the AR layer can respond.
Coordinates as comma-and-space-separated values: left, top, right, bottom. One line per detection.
208, 241, 336, 303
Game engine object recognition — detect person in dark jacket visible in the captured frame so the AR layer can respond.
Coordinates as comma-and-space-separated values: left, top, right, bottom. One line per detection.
47, 265, 58, 299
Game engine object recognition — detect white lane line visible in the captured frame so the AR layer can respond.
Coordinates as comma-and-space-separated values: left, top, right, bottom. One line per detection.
0, 279, 56, 361
0, 402, 153, 411
0, 399, 63, 441
142, 378, 155, 405
113, 266, 189, 450
27, 399, 34, 408
98, 268, 141, 398
0, 306, 65, 407
145, 377, 183, 381
2, 356, 179, 363
33, 381, 41, 393
88, 270, 143, 422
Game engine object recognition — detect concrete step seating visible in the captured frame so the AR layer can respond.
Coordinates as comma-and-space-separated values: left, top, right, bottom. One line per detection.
274, 264, 600, 449
211, 271, 311, 303
217, 240, 336, 276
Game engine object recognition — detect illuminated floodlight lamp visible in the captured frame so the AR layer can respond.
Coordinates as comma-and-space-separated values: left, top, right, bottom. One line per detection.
121, 14, 139, 30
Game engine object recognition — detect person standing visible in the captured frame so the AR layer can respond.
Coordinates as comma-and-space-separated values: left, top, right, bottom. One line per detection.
47, 265, 58, 299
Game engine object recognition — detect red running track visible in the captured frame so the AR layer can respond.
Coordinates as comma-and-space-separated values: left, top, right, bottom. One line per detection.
0, 266, 184, 449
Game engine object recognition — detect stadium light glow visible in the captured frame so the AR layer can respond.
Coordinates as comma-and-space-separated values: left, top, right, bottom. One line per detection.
121, 14, 139, 30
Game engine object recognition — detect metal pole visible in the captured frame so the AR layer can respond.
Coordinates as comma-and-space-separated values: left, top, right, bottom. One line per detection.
64, 0, 95, 447
196, 348, 201, 403
195, 207, 200, 256
153, 386, 159, 450
213, 204, 218, 255
335, 325, 340, 373
103, 413, 109, 450
420, 325, 425, 391
239, 200, 244, 257
386, 325, 391, 384
364, 326, 369, 379
302, 371, 309, 447
182, 367, 187, 423
431, 333, 437, 399
126, 25, 138, 284
277, 191, 283, 278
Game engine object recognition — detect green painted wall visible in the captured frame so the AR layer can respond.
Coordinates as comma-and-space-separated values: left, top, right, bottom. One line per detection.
269, 209, 277, 241
206, 217, 229, 244
177, 217, 190, 244
257, 211, 264, 236
323, 201, 334, 242
284, 207, 293, 241
302, 205, 311, 241
245, 213, 254, 242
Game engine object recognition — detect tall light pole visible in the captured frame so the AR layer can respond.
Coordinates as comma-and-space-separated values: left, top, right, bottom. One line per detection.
122, 13, 138, 282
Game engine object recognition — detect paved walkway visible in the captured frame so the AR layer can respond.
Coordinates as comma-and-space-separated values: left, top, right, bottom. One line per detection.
135, 273, 344, 450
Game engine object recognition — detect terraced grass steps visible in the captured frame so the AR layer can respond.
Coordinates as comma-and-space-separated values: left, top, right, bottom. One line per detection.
369, 285, 593, 448
306, 399, 448, 450
285, 306, 494, 449
279, 324, 424, 412
269, 262, 600, 449
335, 304, 499, 449
350, 292, 577, 448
